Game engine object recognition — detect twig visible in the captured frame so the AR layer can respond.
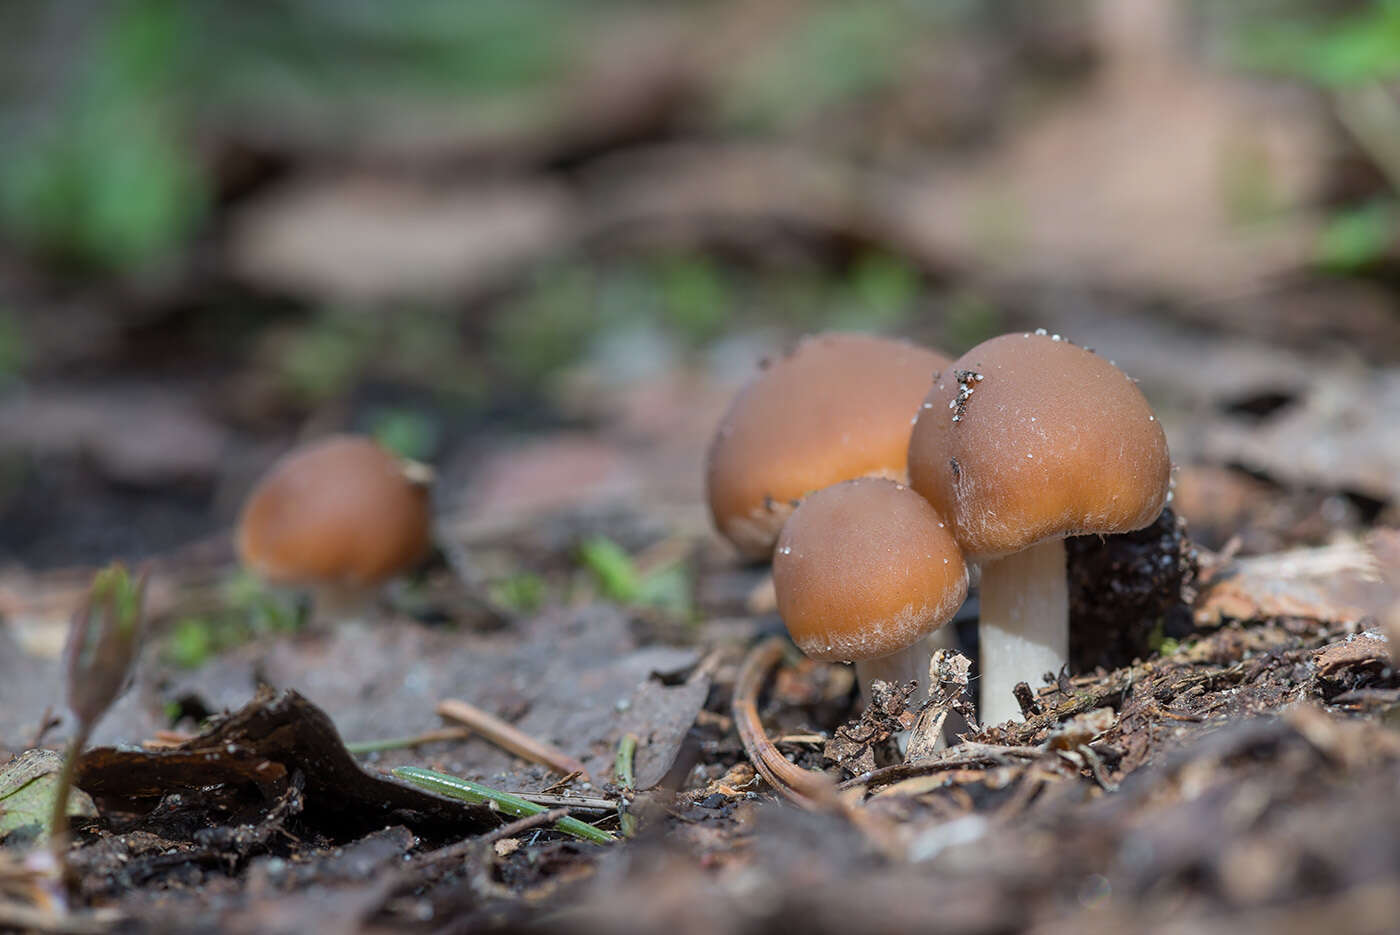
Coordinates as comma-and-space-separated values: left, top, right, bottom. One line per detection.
0, 904, 120, 935
839, 743, 1043, 792
1075, 744, 1119, 792
513, 792, 618, 814
732, 638, 840, 810
393, 766, 614, 844
436, 698, 590, 780
774, 733, 828, 745
480, 807, 572, 845
1142, 701, 1205, 723
407, 808, 568, 877
538, 770, 583, 795
345, 726, 473, 755
141, 729, 196, 750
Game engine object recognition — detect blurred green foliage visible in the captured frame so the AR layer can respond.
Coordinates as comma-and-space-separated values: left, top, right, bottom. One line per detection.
577, 535, 693, 618
1238, 0, 1400, 86
279, 311, 373, 402
1234, 1, 1400, 271
578, 536, 641, 603
490, 571, 548, 613
1314, 199, 1398, 271
368, 406, 442, 461
826, 253, 920, 330
0, 311, 30, 384
275, 307, 481, 405
633, 563, 694, 618
941, 289, 1001, 352
720, 0, 939, 129
0, 0, 595, 271
195, 0, 580, 106
0, 0, 202, 269
492, 251, 932, 387
658, 256, 730, 344
164, 570, 301, 669
492, 265, 606, 384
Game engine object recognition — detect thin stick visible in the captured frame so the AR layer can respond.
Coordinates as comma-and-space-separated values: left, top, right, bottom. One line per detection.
513, 792, 618, 814
142, 729, 196, 750
436, 699, 590, 780
481, 807, 572, 845
538, 770, 583, 795
345, 727, 473, 755
838, 742, 1043, 792
0, 904, 120, 935
407, 808, 571, 873
731, 638, 839, 810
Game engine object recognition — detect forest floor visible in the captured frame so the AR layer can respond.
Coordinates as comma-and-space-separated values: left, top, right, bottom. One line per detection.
3, 2, 1400, 932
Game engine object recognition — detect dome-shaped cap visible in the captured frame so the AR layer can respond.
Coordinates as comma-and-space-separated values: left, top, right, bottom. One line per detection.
707, 333, 950, 559
237, 435, 432, 587
773, 478, 967, 662
908, 332, 1171, 560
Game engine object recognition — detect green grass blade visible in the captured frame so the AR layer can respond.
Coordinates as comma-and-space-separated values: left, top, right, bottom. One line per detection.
392, 766, 615, 844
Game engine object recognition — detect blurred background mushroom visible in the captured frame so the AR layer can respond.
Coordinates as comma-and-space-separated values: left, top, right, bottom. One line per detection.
236, 434, 433, 625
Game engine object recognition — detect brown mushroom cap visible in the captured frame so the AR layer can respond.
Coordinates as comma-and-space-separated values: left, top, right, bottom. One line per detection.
237, 435, 432, 588
908, 332, 1171, 560
773, 478, 968, 662
707, 333, 951, 558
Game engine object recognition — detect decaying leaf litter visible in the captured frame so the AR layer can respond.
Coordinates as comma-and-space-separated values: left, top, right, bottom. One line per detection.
2, 454, 1398, 933
4, 1, 1400, 933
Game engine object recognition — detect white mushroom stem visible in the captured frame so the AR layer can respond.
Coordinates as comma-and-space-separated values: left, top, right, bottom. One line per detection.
311, 582, 376, 629
854, 625, 958, 708
854, 627, 957, 753
976, 538, 1068, 725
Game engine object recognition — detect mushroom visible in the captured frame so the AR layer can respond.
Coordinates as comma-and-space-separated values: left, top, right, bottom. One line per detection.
236, 434, 433, 623
772, 477, 968, 705
706, 332, 951, 560
908, 332, 1171, 724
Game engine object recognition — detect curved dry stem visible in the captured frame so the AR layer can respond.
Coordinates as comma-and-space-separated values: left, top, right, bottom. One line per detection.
732, 638, 838, 810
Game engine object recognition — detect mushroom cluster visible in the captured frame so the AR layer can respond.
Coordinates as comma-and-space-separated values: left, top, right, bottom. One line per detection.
707, 332, 965, 700
708, 330, 1172, 727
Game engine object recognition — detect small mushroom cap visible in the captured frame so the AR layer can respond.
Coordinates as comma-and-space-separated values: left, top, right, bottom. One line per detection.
908, 332, 1171, 560
707, 333, 951, 559
773, 478, 968, 662
237, 435, 432, 588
